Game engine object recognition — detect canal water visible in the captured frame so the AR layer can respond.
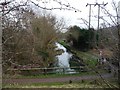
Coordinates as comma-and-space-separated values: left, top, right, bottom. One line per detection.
56, 43, 76, 74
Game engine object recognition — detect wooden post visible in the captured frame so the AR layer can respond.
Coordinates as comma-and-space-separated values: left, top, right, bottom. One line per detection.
63, 68, 65, 74
43, 67, 47, 75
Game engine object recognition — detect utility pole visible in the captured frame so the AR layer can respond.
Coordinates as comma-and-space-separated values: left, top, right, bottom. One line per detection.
95, 2, 108, 47
86, 2, 108, 30
86, 2, 108, 48
86, 3, 95, 30
94, 2, 108, 30
86, 3, 96, 49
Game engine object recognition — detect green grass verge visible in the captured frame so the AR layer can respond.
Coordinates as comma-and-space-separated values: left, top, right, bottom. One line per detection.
4, 71, 96, 79
3, 69, 108, 79
3, 80, 119, 88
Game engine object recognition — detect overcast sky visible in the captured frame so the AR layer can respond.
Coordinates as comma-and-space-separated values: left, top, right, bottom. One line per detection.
30, 0, 119, 30
1, 0, 119, 30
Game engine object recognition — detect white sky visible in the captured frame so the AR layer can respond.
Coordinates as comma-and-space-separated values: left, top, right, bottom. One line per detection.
32, 0, 119, 29
1, 0, 120, 29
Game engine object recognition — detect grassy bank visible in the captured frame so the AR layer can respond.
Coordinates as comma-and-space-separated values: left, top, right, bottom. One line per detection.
75, 50, 98, 67
59, 41, 98, 68
4, 71, 103, 79
3, 79, 119, 88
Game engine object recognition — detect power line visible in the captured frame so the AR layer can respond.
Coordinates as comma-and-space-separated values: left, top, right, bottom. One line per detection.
86, 2, 108, 30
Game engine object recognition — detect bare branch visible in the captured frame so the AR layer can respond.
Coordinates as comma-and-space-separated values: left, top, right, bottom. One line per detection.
1, 2, 28, 15
30, 0, 81, 12
100, 6, 117, 26
2, 36, 14, 45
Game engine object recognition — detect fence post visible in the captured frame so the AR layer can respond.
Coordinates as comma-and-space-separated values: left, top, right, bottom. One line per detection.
43, 67, 47, 75
63, 68, 65, 74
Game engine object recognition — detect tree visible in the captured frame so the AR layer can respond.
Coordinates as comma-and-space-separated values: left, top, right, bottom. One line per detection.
65, 25, 95, 51
2, 1, 64, 74
31, 14, 60, 68
95, 0, 119, 66
91, 0, 120, 86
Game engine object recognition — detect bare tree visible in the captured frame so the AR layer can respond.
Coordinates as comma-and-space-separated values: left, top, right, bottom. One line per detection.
2, 0, 66, 74
92, 0, 120, 86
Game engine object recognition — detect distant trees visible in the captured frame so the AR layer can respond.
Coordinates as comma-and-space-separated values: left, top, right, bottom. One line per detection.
65, 26, 95, 51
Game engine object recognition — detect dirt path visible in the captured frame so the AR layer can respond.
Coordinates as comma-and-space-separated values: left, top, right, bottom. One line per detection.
3, 73, 113, 84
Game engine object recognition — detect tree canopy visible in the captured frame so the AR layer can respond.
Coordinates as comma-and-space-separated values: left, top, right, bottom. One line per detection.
2, 9, 63, 73
65, 26, 95, 51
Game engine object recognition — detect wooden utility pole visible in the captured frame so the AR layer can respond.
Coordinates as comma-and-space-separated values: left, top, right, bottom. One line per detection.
86, 2, 108, 48
86, 3, 96, 48
86, 2, 108, 30
94, 2, 108, 30
86, 3, 93, 30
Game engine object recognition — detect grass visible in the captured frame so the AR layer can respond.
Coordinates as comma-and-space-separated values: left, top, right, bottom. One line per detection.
3, 80, 119, 88
3, 83, 105, 88
59, 40, 99, 68
76, 50, 98, 67
3, 69, 108, 82
4, 71, 100, 79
